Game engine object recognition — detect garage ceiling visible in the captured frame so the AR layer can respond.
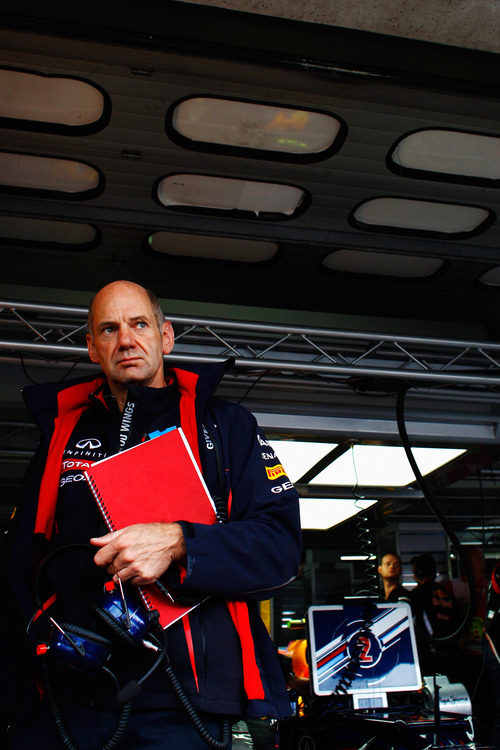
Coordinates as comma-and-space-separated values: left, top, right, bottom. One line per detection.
1, 0, 500, 328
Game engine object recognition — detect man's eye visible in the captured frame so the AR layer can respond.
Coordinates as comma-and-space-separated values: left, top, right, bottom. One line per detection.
136, 321, 147, 329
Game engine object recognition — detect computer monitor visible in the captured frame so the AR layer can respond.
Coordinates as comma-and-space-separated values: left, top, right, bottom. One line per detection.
307, 601, 421, 709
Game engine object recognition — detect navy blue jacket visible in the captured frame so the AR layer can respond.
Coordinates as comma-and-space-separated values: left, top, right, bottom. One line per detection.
1, 360, 301, 729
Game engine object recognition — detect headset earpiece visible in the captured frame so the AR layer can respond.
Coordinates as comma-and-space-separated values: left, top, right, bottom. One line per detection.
92, 581, 151, 647
45, 621, 113, 675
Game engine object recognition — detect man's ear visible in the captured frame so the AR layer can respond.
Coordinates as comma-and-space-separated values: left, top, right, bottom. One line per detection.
377, 565, 382, 576
86, 332, 100, 364
162, 321, 175, 355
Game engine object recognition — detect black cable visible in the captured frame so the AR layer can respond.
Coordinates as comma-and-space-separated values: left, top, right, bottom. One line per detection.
39, 654, 132, 750
334, 600, 378, 696
164, 662, 231, 750
355, 503, 380, 598
396, 382, 475, 641
19, 354, 40, 384
18, 353, 83, 385
237, 371, 266, 406
349, 444, 379, 598
205, 406, 228, 524
60, 359, 80, 381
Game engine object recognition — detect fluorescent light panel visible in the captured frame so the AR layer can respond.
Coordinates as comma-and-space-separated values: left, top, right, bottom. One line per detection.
478, 267, 500, 287
149, 231, 278, 262
171, 96, 342, 155
310, 445, 466, 487
390, 129, 500, 180
157, 174, 305, 216
0, 68, 105, 126
0, 152, 100, 194
269, 440, 465, 487
0, 216, 96, 244
299, 498, 377, 530
353, 197, 489, 234
322, 249, 443, 278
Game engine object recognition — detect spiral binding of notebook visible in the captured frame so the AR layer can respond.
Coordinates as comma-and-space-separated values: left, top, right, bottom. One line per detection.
84, 427, 217, 627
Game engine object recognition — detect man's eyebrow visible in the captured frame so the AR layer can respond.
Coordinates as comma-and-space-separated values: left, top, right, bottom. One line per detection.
97, 314, 151, 329
97, 319, 116, 330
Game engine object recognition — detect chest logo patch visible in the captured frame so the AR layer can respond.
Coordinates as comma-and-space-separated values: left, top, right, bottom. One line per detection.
75, 438, 102, 450
265, 464, 287, 480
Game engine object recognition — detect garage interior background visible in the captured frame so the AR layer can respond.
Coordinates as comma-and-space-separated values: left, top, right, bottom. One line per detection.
1, 0, 500, 640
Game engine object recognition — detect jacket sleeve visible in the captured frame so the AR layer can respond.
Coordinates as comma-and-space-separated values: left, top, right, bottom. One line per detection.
168, 401, 302, 600
0, 444, 50, 731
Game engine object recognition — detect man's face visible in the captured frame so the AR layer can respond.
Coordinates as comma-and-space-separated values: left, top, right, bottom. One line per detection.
378, 554, 401, 582
86, 282, 174, 391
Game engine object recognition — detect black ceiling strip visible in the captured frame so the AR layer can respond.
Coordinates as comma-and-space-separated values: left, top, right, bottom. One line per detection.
1, 195, 499, 263
1, 0, 499, 93
296, 440, 354, 484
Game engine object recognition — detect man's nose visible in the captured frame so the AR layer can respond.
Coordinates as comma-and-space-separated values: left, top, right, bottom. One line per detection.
117, 324, 134, 347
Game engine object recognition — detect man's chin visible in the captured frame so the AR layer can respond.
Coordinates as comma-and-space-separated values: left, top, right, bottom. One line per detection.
113, 365, 148, 383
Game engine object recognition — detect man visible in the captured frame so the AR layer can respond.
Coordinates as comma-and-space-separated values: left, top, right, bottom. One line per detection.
2, 281, 302, 749
410, 554, 461, 678
378, 552, 410, 603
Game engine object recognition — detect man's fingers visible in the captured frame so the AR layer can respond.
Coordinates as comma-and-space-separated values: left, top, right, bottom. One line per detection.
90, 522, 187, 582
90, 529, 122, 547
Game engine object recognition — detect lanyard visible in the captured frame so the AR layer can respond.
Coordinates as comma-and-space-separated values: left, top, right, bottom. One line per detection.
118, 397, 136, 452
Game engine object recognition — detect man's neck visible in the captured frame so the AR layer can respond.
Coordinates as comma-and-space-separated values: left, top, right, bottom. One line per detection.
108, 384, 128, 413
383, 579, 398, 599
108, 377, 167, 412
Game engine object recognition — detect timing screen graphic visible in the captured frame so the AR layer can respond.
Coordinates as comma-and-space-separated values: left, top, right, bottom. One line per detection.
308, 603, 421, 696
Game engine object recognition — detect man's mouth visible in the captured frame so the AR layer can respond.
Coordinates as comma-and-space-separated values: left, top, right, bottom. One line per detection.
118, 357, 141, 366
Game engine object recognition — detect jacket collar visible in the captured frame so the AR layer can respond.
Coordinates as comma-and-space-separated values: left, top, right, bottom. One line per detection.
23, 358, 232, 429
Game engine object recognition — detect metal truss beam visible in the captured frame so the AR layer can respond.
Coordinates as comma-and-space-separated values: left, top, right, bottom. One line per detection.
2, 298, 500, 391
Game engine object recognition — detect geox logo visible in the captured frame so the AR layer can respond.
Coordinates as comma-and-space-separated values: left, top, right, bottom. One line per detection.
265, 464, 286, 480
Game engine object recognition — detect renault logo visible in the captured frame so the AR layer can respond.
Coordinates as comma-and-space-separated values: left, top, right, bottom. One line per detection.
75, 438, 102, 450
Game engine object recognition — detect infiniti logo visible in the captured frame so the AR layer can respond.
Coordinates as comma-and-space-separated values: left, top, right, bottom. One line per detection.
75, 438, 102, 450
298, 736, 316, 750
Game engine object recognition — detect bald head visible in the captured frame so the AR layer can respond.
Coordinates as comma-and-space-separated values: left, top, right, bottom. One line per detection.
87, 281, 165, 338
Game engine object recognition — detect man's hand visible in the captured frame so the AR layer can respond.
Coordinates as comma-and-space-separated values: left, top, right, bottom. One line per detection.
90, 522, 187, 585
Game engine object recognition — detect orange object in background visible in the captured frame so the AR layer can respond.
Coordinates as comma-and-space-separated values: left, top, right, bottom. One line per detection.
287, 639, 309, 680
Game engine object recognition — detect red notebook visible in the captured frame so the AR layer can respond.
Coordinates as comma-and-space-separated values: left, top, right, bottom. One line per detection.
84, 427, 216, 628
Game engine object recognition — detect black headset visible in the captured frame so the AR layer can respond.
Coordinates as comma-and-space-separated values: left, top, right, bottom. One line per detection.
31, 543, 165, 690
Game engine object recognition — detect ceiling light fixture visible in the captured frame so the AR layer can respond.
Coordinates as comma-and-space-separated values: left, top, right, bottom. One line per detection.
388, 128, 500, 182
156, 173, 307, 218
168, 96, 345, 159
